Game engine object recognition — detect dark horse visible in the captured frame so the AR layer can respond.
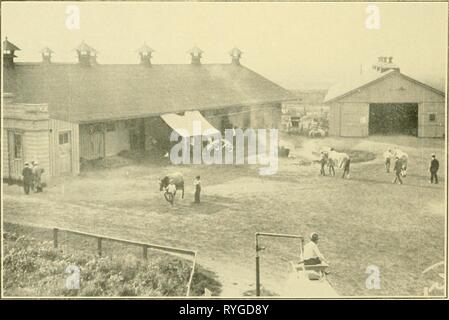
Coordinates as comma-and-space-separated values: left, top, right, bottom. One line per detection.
159, 172, 185, 204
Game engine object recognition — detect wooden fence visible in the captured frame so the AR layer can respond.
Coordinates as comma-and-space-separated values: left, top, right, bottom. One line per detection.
6, 222, 198, 297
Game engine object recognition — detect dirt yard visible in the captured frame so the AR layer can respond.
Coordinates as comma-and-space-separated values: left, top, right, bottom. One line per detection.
3, 135, 446, 297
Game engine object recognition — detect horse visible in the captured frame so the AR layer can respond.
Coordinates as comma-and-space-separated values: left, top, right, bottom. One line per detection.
159, 172, 184, 204
328, 149, 350, 169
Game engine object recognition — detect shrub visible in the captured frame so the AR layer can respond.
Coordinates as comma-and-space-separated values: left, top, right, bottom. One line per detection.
4, 231, 221, 297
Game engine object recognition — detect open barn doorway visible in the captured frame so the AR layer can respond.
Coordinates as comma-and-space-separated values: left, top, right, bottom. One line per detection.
369, 103, 418, 136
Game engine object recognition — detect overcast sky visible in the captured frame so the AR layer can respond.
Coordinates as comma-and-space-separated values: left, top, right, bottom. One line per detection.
2, 2, 447, 90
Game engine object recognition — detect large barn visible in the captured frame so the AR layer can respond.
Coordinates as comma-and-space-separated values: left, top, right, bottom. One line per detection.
325, 57, 445, 138
3, 39, 296, 182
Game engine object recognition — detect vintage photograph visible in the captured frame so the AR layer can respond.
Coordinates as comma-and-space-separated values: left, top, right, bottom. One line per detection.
1, 1, 447, 299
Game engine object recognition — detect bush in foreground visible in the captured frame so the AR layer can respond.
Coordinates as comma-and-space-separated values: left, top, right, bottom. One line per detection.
3, 232, 221, 297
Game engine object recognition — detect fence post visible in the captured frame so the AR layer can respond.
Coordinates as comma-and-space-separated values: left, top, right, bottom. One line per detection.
53, 228, 58, 248
97, 237, 102, 257
143, 246, 148, 260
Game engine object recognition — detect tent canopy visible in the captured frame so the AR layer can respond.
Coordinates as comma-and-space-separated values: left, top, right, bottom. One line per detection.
160, 111, 220, 138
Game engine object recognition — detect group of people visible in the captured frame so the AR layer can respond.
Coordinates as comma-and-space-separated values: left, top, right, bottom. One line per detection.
319, 148, 351, 179
21, 161, 44, 195
384, 148, 439, 185
163, 175, 201, 206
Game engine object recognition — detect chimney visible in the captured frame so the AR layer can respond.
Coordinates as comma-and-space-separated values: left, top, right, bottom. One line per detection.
372, 56, 400, 73
138, 43, 154, 66
229, 47, 243, 65
41, 47, 54, 64
3, 37, 20, 68
188, 46, 203, 65
76, 41, 97, 66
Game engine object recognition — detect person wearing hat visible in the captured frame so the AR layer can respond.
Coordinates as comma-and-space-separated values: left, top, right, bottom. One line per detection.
429, 153, 439, 184
32, 161, 44, 192
21, 163, 33, 195
319, 151, 328, 176
194, 175, 201, 204
392, 156, 403, 184
303, 232, 329, 267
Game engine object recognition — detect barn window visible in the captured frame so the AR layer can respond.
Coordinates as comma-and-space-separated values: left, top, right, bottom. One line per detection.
13, 133, 22, 159
429, 113, 436, 122
106, 122, 116, 132
59, 132, 69, 145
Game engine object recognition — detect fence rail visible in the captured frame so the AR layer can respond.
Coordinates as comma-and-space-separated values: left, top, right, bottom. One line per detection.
6, 222, 197, 296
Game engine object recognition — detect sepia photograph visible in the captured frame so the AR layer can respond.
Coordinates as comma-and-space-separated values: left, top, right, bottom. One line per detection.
1, 1, 447, 301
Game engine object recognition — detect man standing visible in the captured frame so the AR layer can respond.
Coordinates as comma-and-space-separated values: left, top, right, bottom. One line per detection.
165, 183, 177, 206
383, 149, 393, 173
328, 157, 335, 176
194, 176, 201, 204
430, 153, 439, 184
303, 233, 329, 267
319, 152, 327, 176
22, 163, 33, 195
33, 161, 44, 192
341, 158, 351, 179
392, 156, 403, 184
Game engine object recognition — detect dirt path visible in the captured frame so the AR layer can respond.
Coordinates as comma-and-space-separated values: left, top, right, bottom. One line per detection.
2, 192, 285, 297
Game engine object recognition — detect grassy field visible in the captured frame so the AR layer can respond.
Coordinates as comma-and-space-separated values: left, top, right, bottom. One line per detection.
2, 135, 446, 297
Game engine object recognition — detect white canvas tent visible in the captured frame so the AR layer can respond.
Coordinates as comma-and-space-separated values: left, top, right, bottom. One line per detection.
160, 111, 220, 137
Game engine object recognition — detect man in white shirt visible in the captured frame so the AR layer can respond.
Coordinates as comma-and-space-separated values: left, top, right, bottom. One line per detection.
165, 183, 177, 205
383, 149, 394, 173
303, 232, 329, 267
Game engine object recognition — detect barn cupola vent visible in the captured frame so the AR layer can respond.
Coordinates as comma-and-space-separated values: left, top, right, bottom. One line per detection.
138, 43, 154, 66
229, 47, 243, 65
188, 46, 203, 65
76, 42, 98, 66
372, 56, 400, 73
41, 47, 54, 64
3, 37, 20, 69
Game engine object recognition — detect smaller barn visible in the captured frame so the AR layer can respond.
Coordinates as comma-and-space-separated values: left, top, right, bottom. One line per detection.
325, 57, 445, 138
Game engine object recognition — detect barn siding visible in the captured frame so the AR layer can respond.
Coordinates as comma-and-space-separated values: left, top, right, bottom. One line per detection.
3, 128, 10, 179
79, 124, 105, 161
105, 121, 130, 157
418, 102, 445, 137
340, 103, 369, 137
328, 103, 341, 136
23, 130, 51, 182
3, 116, 50, 181
49, 119, 80, 176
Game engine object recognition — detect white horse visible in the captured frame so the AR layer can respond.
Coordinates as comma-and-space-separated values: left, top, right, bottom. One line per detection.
328, 149, 350, 168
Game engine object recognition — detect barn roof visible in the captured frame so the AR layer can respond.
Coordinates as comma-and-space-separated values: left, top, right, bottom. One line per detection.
324, 70, 444, 103
4, 63, 296, 123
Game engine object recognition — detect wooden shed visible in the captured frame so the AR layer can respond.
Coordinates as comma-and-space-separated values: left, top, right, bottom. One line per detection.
3, 99, 80, 183
325, 69, 445, 138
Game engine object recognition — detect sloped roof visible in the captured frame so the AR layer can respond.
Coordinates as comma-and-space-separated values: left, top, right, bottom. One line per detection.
3, 38, 20, 51
4, 63, 296, 123
324, 70, 396, 103
324, 70, 444, 103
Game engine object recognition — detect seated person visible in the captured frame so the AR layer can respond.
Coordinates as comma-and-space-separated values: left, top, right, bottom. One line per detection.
303, 232, 329, 267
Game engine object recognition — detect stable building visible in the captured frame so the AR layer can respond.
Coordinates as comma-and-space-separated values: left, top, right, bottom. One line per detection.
325, 57, 445, 138
3, 39, 295, 182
